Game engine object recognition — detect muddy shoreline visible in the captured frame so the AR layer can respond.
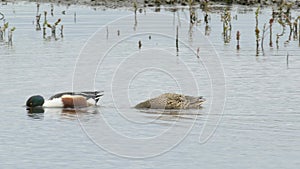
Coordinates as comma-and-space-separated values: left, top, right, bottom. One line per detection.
2, 0, 300, 9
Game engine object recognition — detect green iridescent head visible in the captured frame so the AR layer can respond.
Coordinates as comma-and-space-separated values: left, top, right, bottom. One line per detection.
26, 95, 44, 107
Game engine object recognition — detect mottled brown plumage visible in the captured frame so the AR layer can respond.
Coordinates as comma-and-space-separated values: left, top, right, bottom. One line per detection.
135, 93, 205, 109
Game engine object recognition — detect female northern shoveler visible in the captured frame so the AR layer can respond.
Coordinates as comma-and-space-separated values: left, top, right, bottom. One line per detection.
26, 91, 103, 108
135, 93, 205, 109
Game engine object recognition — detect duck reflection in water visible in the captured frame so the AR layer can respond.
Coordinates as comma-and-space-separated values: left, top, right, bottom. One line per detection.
26, 107, 100, 120
27, 107, 45, 120
138, 109, 204, 123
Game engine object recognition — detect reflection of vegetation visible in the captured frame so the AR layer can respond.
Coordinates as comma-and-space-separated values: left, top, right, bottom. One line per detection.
200, 0, 211, 36
176, 25, 179, 52
255, 7, 260, 55
0, 11, 4, 20
200, 0, 210, 25
133, 1, 138, 31
27, 107, 44, 120
274, 2, 289, 49
261, 22, 268, 52
188, 0, 196, 42
221, 8, 231, 44
51, 4, 54, 16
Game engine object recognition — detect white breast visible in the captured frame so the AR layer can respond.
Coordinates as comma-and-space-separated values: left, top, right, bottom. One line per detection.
43, 98, 64, 108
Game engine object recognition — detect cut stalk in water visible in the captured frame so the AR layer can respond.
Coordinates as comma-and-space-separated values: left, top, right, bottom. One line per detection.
106, 26, 109, 39
293, 20, 297, 40
204, 13, 208, 25
176, 25, 179, 52
133, 1, 137, 31
36, 3, 40, 16
36, 14, 41, 31
43, 11, 47, 38
0, 29, 3, 41
276, 19, 285, 49
36, 3, 41, 31
0, 12, 4, 20
43, 26, 46, 39
138, 40, 142, 49
255, 7, 260, 55
51, 4, 54, 16
269, 18, 273, 47
285, 15, 292, 41
261, 23, 268, 52
286, 53, 289, 68
60, 25, 64, 38
236, 30, 240, 50
8, 27, 15, 46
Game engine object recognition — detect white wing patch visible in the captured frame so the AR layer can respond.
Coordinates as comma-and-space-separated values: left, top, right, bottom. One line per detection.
87, 98, 96, 106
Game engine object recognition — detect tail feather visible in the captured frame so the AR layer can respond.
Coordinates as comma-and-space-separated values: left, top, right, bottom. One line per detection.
79, 91, 104, 104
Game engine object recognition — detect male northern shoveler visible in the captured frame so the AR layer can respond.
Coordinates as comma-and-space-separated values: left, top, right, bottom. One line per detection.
26, 91, 103, 108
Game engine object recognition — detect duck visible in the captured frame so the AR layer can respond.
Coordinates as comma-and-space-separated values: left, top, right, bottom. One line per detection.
135, 93, 205, 109
26, 91, 103, 108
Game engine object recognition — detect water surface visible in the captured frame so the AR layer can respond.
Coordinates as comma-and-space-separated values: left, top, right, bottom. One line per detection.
0, 2, 300, 168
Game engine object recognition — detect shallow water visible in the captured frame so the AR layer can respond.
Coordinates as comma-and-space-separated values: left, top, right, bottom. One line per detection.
0, 2, 300, 168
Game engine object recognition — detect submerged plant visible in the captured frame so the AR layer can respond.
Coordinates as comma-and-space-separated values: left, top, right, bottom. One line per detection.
0, 22, 8, 41
45, 18, 61, 39
0, 21, 16, 45
8, 27, 16, 46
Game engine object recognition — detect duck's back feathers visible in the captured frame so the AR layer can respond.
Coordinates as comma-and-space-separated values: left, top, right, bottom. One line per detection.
49, 91, 104, 104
